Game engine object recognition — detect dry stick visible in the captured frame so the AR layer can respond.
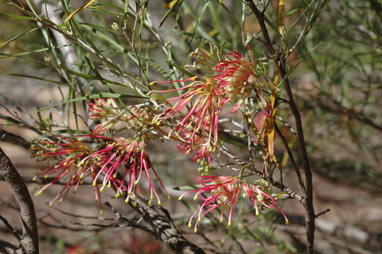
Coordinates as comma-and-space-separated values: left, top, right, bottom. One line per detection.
125, 199, 206, 254
245, 1, 315, 253
279, 46, 315, 254
105, 174, 206, 254
313, 93, 382, 131
0, 215, 23, 243
0, 129, 31, 149
0, 147, 39, 254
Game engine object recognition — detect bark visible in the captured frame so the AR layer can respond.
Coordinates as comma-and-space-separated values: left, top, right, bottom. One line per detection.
0, 146, 39, 254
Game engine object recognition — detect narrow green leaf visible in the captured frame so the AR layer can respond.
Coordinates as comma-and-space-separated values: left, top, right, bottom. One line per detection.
0, 27, 39, 48
37, 93, 148, 112
0, 13, 36, 21
167, 61, 195, 77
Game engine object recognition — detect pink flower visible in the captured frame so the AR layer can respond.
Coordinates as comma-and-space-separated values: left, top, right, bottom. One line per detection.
151, 77, 228, 162
102, 138, 168, 206
31, 134, 105, 208
178, 176, 241, 231
242, 182, 288, 224
175, 127, 216, 163
213, 51, 257, 111
31, 134, 168, 210
178, 176, 288, 232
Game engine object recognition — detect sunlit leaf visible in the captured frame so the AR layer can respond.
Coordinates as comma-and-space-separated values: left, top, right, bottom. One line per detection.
160, 0, 184, 28
64, 0, 97, 24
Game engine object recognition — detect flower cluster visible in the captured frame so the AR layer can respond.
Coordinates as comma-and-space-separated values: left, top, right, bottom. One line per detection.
151, 76, 228, 163
178, 176, 288, 232
150, 48, 269, 163
31, 100, 167, 211
31, 135, 97, 206
213, 51, 258, 112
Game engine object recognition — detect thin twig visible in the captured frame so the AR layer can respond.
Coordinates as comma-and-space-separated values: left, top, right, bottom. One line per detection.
0, 214, 22, 242
220, 147, 304, 202
315, 208, 330, 218
0, 129, 31, 149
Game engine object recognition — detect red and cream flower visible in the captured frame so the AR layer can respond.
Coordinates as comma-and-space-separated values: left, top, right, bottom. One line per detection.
150, 76, 229, 162
178, 176, 288, 232
31, 134, 168, 210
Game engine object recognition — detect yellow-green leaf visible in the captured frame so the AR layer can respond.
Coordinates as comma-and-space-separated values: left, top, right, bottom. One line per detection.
64, 0, 97, 24
160, 0, 184, 28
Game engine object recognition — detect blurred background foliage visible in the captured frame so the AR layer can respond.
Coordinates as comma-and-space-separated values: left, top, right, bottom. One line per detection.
295, 0, 382, 192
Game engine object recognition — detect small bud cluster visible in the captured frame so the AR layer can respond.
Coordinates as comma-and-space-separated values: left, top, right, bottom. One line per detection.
88, 99, 153, 135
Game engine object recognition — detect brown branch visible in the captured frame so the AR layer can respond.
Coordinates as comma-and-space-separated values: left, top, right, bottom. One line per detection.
0, 176, 95, 186
245, 1, 316, 253
315, 208, 330, 218
0, 214, 22, 242
279, 43, 315, 254
245, 1, 276, 56
0, 239, 19, 254
126, 199, 206, 254
0, 146, 39, 254
0, 129, 31, 149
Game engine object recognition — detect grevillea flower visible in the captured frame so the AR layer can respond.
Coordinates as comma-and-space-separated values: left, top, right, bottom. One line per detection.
213, 50, 269, 113
150, 76, 228, 163
178, 176, 240, 232
31, 134, 168, 210
242, 179, 288, 224
102, 137, 169, 206
31, 134, 105, 207
178, 176, 288, 232
175, 126, 216, 163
